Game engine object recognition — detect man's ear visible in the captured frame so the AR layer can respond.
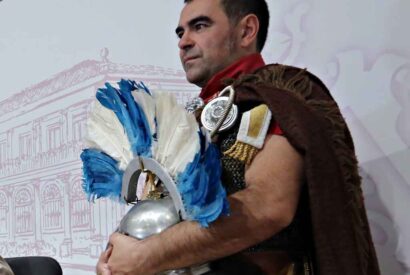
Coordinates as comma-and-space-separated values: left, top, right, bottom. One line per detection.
238, 14, 259, 50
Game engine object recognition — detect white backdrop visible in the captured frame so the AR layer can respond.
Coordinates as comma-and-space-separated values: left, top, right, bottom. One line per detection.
0, 1, 409, 274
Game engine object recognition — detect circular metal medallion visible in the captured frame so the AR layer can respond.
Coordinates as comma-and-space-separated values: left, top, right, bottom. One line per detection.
200, 97, 238, 133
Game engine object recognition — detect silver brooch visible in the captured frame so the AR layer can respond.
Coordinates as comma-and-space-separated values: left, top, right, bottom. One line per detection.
201, 85, 238, 136
185, 97, 204, 113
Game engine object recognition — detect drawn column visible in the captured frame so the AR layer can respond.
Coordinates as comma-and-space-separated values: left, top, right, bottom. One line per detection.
89, 199, 105, 258
32, 120, 41, 168
60, 110, 68, 160
32, 179, 42, 243
59, 172, 73, 257
6, 129, 13, 175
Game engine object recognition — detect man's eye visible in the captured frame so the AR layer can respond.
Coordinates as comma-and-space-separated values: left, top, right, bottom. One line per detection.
194, 23, 207, 31
177, 31, 184, 39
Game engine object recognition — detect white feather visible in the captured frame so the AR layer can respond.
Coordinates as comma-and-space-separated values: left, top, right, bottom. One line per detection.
84, 100, 133, 170
153, 92, 200, 176
131, 90, 157, 138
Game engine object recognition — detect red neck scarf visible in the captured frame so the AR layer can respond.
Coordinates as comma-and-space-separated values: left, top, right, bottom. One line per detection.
199, 53, 265, 103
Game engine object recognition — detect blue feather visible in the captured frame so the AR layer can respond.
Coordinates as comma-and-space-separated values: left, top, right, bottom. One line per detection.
136, 81, 151, 95
117, 79, 152, 156
96, 83, 136, 148
96, 80, 152, 157
177, 132, 229, 227
80, 149, 123, 202
86, 80, 229, 226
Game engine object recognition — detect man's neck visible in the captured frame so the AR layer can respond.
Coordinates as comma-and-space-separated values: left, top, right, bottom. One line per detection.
199, 53, 265, 102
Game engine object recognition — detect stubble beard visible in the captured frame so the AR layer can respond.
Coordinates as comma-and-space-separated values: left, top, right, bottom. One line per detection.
192, 34, 239, 87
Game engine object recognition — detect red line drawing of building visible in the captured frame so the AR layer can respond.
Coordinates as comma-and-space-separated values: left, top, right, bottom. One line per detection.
0, 49, 198, 274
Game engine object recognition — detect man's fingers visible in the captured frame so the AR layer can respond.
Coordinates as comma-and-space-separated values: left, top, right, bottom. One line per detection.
105, 245, 113, 259
99, 245, 113, 263
108, 232, 122, 245
97, 263, 111, 275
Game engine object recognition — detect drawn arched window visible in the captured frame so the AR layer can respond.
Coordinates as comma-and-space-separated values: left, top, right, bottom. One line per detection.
41, 184, 63, 230
0, 192, 8, 235
15, 188, 34, 234
71, 180, 90, 229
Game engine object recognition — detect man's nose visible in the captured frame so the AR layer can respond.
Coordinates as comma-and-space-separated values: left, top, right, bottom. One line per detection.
178, 31, 194, 51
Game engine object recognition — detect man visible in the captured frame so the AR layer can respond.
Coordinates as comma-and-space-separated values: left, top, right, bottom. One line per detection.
98, 0, 379, 274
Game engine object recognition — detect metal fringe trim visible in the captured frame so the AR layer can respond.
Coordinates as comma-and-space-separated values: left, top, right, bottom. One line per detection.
223, 140, 259, 166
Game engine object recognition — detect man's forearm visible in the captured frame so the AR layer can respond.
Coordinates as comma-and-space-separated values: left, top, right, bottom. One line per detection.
139, 186, 291, 273
104, 136, 303, 274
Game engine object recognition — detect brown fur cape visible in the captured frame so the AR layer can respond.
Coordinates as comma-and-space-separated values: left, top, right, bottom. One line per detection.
226, 64, 380, 275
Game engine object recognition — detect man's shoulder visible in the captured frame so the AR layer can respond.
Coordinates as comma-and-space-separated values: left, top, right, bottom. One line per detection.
247, 63, 333, 101
258, 63, 327, 88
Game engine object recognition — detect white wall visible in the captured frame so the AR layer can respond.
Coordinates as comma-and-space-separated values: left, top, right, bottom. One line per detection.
0, 0, 409, 274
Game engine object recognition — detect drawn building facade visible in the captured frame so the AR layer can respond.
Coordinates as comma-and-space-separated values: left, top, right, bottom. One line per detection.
0, 51, 197, 273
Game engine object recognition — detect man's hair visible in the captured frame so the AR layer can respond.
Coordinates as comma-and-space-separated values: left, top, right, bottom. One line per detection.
184, 0, 269, 52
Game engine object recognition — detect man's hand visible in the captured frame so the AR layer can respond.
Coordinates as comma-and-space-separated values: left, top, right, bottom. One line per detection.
105, 233, 156, 275
96, 134, 304, 273
96, 245, 112, 275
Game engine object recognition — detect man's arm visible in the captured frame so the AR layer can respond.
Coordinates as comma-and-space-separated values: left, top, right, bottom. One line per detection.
105, 135, 304, 274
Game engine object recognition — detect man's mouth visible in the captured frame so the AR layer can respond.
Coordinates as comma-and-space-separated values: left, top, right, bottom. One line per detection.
183, 56, 199, 64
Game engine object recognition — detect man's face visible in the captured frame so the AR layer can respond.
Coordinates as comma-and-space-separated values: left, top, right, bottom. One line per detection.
176, 0, 242, 87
